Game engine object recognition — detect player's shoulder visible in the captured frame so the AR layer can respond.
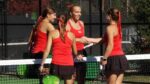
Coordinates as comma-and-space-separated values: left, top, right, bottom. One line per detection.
68, 31, 74, 37
106, 25, 114, 31
50, 30, 58, 36
67, 31, 75, 39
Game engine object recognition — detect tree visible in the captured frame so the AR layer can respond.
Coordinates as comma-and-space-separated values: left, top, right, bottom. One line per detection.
7, 0, 49, 15
129, 0, 150, 53
49, 0, 77, 15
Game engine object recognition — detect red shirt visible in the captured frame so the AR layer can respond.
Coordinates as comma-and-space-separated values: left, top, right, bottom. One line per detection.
52, 31, 74, 66
32, 23, 47, 53
67, 20, 84, 50
104, 30, 124, 57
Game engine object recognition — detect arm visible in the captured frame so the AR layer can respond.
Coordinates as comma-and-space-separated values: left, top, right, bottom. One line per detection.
103, 26, 114, 59
75, 38, 88, 43
68, 32, 77, 55
28, 27, 36, 50
28, 28, 33, 44
39, 33, 52, 71
82, 36, 102, 44
71, 33, 83, 60
72, 34, 77, 56
28, 30, 33, 45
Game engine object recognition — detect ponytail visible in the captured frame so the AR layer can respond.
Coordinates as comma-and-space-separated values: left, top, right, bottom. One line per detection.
117, 11, 122, 39
107, 8, 122, 39
57, 15, 67, 43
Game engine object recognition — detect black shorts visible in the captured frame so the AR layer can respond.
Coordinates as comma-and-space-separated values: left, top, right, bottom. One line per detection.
50, 63, 75, 80
105, 55, 129, 76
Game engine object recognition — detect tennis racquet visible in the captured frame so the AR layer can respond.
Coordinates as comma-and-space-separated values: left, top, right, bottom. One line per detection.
43, 75, 60, 84
92, 64, 106, 83
84, 43, 94, 49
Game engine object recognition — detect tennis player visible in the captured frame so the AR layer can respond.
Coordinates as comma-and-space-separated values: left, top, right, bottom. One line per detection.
101, 8, 128, 84
40, 15, 82, 84
66, 5, 101, 84
28, 7, 56, 84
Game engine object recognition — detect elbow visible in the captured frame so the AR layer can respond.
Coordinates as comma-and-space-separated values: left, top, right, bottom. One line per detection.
43, 50, 50, 57
108, 43, 114, 50
45, 49, 49, 53
43, 52, 49, 59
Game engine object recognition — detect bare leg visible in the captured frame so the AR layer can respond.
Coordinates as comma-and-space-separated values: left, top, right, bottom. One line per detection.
116, 74, 124, 84
72, 73, 76, 84
64, 75, 75, 84
107, 74, 117, 84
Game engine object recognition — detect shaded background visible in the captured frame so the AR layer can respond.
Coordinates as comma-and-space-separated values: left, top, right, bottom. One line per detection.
0, 0, 150, 59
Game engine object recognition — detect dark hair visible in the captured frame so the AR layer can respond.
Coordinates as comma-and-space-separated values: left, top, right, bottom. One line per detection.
69, 5, 81, 13
57, 14, 67, 42
42, 7, 56, 18
107, 8, 120, 22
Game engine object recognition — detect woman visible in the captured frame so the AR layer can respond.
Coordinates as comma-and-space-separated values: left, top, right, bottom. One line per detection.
101, 8, 128, 84
28, 7, 56, 84
39, 15, 82, 84
66, 5, 101, 84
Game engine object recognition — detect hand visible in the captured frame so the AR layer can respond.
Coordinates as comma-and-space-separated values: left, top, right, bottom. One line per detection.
39, 65, 44, 73
100, 57, 107, 65
101, 60, 107, 65
76, 54, 84, 61
93, 38, 102, 44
